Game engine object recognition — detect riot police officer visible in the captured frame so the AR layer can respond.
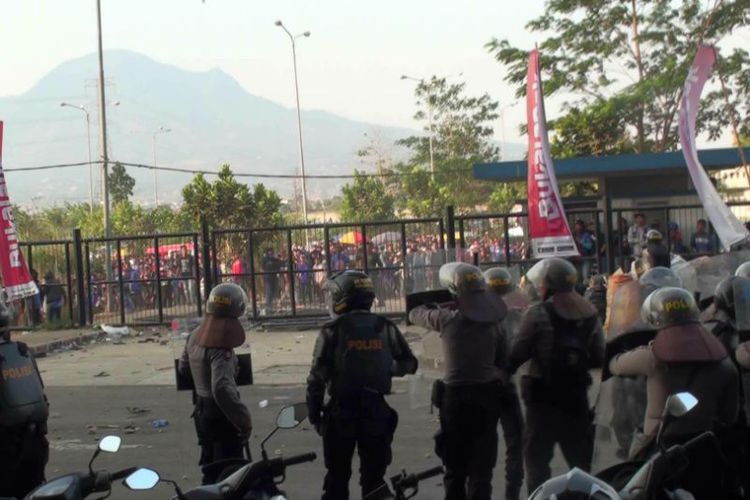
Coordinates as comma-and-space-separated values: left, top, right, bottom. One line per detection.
486, 266, 530, 343
307, 270, 417, 500
411, 263, 523, 500
0, 301, 49, 498
178, 283, 252, 484
609, 287, 738, 498
642, 229, 670, 269
510, 258, 604, 493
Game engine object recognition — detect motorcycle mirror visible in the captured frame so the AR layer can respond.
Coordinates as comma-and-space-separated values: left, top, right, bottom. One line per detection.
666, 392, 698, 418
276, 403, 309, 429
98, 435, 122, 453
124, 468, 160, 490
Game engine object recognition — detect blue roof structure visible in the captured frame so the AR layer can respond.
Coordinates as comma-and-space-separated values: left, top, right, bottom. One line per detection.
474, 147, 750, 181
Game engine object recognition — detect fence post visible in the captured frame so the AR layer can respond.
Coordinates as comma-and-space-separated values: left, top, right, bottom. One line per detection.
72, 229, 86, 326
201, 218, 212, 302
600, 179, 615, 273
446, 205, 456, 262
154, 236, 164, 324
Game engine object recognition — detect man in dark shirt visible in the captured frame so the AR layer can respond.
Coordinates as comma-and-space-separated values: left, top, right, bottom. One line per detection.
690, 218, 717, 255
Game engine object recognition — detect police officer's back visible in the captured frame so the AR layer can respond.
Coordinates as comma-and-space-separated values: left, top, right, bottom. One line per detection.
178, 283, 252, 484
510, 258, 605, 493
609, 287, 738, 498
0, 301, 49, 499
307, 270, 417, 500
411, 263, 523, 500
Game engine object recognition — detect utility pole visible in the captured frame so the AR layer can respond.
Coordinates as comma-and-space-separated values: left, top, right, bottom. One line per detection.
96, 0, 114, 300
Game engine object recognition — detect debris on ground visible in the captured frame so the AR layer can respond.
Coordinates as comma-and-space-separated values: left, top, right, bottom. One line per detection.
93, 371, 110, 378
123, 424, 140, 434
259, 400, 269, 408
127, 407, 150, 415
151, 419, 169, 429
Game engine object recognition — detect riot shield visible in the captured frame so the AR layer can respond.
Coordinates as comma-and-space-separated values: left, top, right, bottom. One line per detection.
592, 282, 655, 475
674, 250, 750, 303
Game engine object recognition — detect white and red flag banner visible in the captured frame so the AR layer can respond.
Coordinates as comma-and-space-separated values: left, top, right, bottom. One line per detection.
678, 46, 748, 251
0, 121, 39, 300
526, 49, 579, 258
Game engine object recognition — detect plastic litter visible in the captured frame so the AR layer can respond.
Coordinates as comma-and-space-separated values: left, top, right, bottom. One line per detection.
151, 419, 169, 429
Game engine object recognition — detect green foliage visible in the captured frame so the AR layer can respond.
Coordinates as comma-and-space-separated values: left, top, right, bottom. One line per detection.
487, 0, 750, 153
108, 162, 136, 205
387, 77, 500, 217
550, 99, 637, 158
182, 164, 283, 229
340, 170, 395, 222
488, 183, 525, 213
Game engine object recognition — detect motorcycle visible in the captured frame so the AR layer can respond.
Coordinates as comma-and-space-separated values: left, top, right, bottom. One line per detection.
532, 392, 725, 500
363, 465, 444, 500
25, 435, 138, 500
122, 402, 316, 499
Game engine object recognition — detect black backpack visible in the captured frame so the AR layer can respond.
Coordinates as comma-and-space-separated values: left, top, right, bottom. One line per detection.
543, 302, 597, 387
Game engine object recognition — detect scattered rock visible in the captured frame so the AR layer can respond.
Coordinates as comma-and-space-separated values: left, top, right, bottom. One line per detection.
126, 407, 150, 415
93, 371, 110, 378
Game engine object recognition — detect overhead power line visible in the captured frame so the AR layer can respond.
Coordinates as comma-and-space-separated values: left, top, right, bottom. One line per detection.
2, 159, 474, 179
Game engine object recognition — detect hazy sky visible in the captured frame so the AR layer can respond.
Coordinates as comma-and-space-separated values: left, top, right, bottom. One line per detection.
0, 1, 746, 150
0, 0, 546, 146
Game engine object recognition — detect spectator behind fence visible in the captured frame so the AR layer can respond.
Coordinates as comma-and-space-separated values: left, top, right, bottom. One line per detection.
180, 245, 195, 304
627, 213, 648, 258
574, 219, 596, 280
43, 271, 65, 322
690, 218, 717, 255
261, 248, 283, 314
668, 222, 686, 255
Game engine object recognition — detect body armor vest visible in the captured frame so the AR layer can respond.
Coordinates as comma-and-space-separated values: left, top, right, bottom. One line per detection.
332, 312, 393, 401
544, 302, 597, 387
0, 342, 48, 427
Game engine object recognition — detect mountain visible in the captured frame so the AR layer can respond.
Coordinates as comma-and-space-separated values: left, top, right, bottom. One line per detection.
0, 50, 525, 207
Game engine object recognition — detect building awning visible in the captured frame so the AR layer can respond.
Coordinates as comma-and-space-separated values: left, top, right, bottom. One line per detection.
474, 147, 750, 182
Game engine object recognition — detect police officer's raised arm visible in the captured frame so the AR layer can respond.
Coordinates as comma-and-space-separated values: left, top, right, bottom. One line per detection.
608, 345, 653, 377
387, 322, 418, 377
209, 348, 252, 435
408, 305, 454, 333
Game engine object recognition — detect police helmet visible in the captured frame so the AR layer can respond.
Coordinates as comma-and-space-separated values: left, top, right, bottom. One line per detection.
646, 229, 663, 242
714, 276, 737, 314
484, 267, 515, 295
528, 468, 621, 500
736, 262, 750, 279
439, 263, 486, 297
641, 287, 700, 329
639, 266, 683, 290
525, 258, 578, 295
324, 270, 375, 315
206, 283, 248, 318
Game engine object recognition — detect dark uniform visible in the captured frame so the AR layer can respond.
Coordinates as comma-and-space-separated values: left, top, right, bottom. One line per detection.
307, 270, 417, 500
510, 258, 605, 493
178, 283, 252, 485
412, 263, 523, 500
0, 302, 49, 499
610, 286, 738, 499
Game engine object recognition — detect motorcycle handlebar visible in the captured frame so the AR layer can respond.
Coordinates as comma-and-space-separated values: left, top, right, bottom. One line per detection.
414, 466, 444, 482
282, 452, 317, 467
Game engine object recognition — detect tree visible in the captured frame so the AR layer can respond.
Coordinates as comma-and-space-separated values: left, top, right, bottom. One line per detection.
340, 170, 396, 222
488, 0, 750, 154
391, 77, 500, 216
108, 162, 136, 205
181, 164, 283, 229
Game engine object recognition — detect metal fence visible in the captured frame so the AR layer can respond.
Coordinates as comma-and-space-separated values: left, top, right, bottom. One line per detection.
12, 200, 750, 327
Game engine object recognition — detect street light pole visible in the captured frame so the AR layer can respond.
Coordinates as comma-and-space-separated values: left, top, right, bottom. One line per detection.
60, 102, 93, 211
152, 126, 171, 207
96, 0, 110, 240
276, 20, 311, 236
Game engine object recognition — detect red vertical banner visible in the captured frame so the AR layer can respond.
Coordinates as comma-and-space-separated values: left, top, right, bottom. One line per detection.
0, 121, 39, 300
526, 50, 579, 258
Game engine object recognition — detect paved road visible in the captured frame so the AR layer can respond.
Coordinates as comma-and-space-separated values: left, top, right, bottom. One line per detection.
42, 382, 597, 500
